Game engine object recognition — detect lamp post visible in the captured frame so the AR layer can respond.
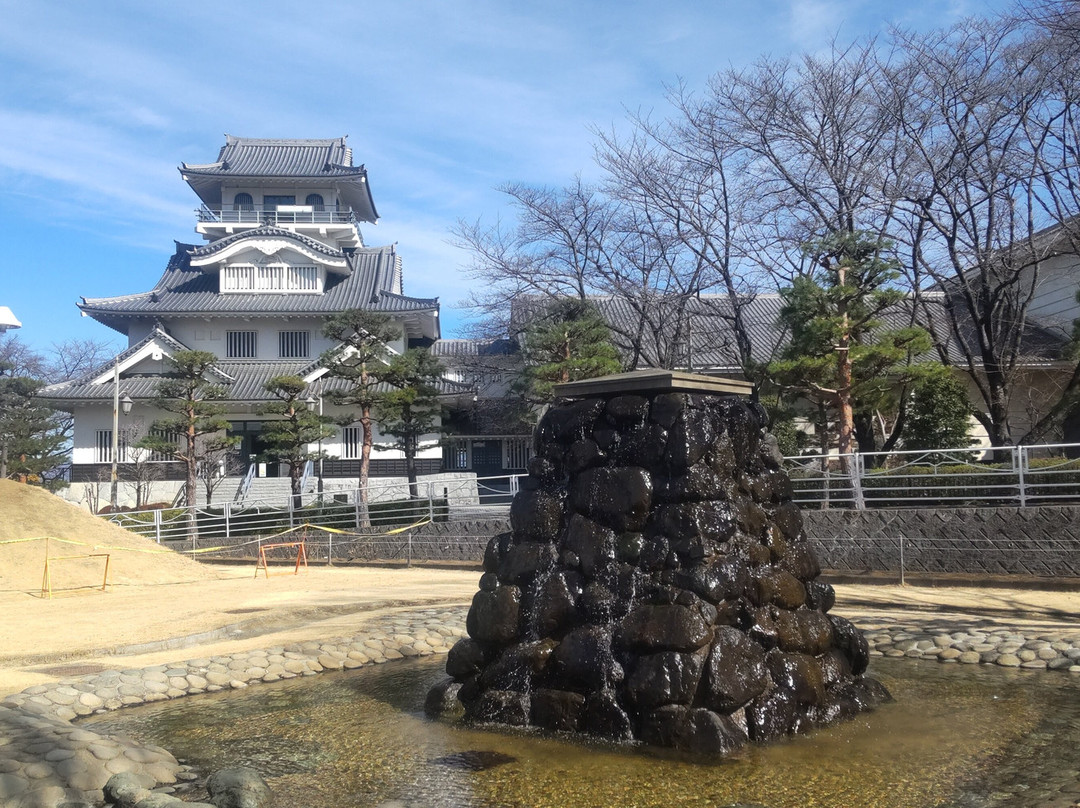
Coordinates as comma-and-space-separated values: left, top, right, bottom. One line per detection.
305, 389, 324, 497
109, 357, 134, 510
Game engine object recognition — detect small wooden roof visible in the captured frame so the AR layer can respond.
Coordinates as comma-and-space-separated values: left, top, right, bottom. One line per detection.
553, 369, 754, 398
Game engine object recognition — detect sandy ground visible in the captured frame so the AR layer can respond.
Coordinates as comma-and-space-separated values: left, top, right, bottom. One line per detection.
0, 480, 1077, 697
2, 564, 1078, 696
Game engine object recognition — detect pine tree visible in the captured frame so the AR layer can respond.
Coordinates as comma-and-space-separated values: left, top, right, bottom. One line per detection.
258, 376, 335, 508
137, 350, 237, 508
375, 348, 444, 499
520, 299, 622, 403
767, 233, 937, 462
320, 310, 400, 515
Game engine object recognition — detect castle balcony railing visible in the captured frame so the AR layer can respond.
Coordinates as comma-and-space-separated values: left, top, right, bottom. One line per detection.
196, 205, 359, 226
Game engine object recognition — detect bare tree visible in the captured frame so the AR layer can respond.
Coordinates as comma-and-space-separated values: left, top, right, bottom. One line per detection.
704, 41, 903, 281
594, 99, 758, 374
885, 14, 1079, 445
453, 178, 620, 340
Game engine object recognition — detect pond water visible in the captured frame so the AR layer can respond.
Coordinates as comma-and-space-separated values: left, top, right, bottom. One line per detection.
83, 657, 1080, 808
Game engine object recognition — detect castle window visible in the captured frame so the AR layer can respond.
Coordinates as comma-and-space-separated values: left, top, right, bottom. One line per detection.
262, 195, 295, 210
256, 265, 284, 290
222, 265, 255, 291
221, 264, 319, 294
278, 331, 309, 359
342, 426, 361, 459
226, 331, 258, 358
305, 193, 325, 211
233, 193, 254, 210
288, 266, 318, 291
95, 430, 128, 463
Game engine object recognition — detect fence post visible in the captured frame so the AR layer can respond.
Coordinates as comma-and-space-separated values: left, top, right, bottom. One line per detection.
328, 530, 333, 566
428, 482, 435, 522
224, 502, 231, 541
898, 534, 905, 586
851, 453, 866, 510
1017, 445, 1027, 507
154, 509, 161, 544
407, 531, 413, 568
288, 493, 295, 528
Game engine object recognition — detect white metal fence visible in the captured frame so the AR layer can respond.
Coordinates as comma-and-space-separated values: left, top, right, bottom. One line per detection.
105, 473, 523, 548
784, 442, 1080, 509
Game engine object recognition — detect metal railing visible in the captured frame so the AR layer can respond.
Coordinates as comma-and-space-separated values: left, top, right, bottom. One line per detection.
196, 206, 358, 226
104, 473, 523, 549
784, 442, 1080, 509
234, 462, 257, 502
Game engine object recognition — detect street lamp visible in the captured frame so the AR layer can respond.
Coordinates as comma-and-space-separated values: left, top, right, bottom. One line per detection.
305, 391, 324, 496
109, 358, 134, 510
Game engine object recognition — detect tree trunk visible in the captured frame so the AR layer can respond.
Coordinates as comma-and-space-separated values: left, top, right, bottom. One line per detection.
405, 433, 419, 500
358, 407, 372, 527
290, 461, 303, 511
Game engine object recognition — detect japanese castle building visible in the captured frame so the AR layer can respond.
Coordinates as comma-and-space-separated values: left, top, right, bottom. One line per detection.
41, 136, 527, 507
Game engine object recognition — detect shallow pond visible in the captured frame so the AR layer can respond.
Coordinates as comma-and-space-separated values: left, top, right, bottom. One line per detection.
83, 657, 1080, 808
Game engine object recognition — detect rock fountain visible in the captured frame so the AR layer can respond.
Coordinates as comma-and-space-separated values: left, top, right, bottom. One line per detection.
430, 370, 890, 754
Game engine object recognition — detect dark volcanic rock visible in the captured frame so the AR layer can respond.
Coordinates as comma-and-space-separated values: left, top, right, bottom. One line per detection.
437, 385, 889, 755
624, 649, 706, 712
641, 705, 748, 755
466, 585, 521, 645
701, 626, 770, 712
569, 466, 653, 532
617, 604, 712, 653
531, 688, 586, 732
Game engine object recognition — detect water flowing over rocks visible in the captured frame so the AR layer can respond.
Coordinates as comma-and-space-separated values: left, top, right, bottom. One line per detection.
434, 378, 892, 753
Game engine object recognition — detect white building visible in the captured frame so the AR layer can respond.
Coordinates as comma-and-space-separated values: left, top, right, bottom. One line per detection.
40, 136, 481, 507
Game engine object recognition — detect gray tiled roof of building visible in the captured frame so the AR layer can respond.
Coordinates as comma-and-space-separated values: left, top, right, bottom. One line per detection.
511, 292, 1068, 372
77, 243, 437, 331
432, 338, 518, 357
180, 136, 363, 178
40, 355, 474, 406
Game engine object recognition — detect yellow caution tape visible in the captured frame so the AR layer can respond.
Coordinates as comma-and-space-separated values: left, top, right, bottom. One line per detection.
3, 514, 435, 554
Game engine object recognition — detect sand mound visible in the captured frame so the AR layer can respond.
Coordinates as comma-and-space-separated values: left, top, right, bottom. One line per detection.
0, 480, 222, 593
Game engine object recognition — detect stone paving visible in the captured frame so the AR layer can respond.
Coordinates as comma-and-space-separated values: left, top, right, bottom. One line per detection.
0, 607, 465, 808
0, 601, 1077, 808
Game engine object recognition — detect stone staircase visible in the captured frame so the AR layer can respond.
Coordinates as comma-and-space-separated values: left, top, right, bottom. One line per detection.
207, 476, 314, 506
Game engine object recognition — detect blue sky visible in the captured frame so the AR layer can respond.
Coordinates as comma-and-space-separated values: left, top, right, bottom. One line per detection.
0, 0, 1006, 357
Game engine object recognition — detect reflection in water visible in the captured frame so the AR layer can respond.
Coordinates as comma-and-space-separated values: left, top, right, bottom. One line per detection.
83, 657, 1080, 808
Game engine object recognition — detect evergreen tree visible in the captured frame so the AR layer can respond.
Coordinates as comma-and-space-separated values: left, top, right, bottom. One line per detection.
767, 233, 937, 462
520, 299, 622, 403
375, 348, 444, 499
137, 350, 237, 508
0, 362, 67, 487
320, 310, 400, 515
258, 375, 335, 508
902, 372, 973, 450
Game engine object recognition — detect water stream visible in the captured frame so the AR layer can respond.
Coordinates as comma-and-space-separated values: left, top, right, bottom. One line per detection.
83, 656, 1080, 808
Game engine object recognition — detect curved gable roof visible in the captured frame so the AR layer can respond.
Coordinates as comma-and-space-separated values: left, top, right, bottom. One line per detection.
188, 226, 349, 270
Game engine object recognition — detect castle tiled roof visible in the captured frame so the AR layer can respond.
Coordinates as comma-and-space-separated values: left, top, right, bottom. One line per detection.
77, 243, 437, 334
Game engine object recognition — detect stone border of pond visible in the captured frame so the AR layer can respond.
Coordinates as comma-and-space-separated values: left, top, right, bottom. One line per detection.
1, 603, 1078, 808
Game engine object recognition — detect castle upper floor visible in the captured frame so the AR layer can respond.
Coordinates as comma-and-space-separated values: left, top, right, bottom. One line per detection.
180, 136, 377, 250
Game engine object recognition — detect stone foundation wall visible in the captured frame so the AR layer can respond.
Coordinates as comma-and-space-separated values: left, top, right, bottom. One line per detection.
369, 508, 1080, 578
802, 506, 1080, 577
